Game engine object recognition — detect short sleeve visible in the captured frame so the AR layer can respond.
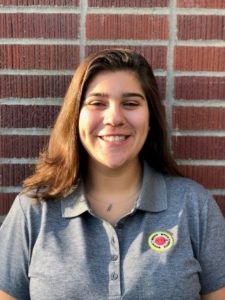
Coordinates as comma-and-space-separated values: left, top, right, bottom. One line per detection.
198, 194, 225, 294
0, 195, 30, 300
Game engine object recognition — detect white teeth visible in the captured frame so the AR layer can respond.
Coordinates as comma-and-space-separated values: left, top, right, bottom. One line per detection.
101, 136, 127, 142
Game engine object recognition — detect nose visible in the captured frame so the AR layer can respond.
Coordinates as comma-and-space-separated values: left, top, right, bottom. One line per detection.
103, 102, 125, 127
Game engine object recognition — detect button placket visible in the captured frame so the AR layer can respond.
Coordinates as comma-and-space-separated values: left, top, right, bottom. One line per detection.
111, 254, 118, 261
103, 222, 121, 297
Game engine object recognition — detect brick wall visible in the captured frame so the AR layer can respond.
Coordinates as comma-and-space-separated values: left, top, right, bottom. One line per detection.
0, 0, 225, 218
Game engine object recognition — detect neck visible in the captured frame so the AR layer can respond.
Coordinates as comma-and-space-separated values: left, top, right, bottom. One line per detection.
85, 159, 142, 196
83, 159, 142, 225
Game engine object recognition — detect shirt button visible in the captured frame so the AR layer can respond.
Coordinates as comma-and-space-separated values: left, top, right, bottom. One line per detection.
111, 237, 115, 244
111, 272, 118, 280
111, 254, 118, 261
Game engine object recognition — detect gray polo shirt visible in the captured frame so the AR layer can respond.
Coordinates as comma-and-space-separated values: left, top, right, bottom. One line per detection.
1, 163, 225, 300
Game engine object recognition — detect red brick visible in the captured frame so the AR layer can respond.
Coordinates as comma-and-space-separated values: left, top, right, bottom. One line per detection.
88, 0, 168, 7
86, 15, 168, 40
172, 136, 225, 160
0, 14, 79, 38
214, 196, 225, 216
179, 165, 225, 189
1, 0, 79, 4
177, 0, 225, 8
0, 75, 71, 98
175, 77, 225, 100
174, 47, 225, 72
0, 75, 165, 100
0, 135, 49, 158
85, 45, 167, 70
178, 15, 225, 40
0, 193, 16, 216
173, 107, 225, 130
0, 45, 80, 70
0, 105, 60, 128
0, 164, 35, 186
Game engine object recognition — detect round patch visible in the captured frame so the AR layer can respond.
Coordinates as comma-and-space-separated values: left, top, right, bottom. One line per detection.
148, 231, 174, 252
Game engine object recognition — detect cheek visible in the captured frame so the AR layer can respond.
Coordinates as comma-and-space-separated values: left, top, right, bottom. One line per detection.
136, 110, 149, 132
78, 109, 91, 130
138, 111, 150, 142
78, 110, 100, 140
78, 110, 88, 142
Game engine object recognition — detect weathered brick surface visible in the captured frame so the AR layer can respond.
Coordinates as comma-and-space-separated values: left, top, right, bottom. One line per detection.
0, 14, 79, 38
0, 135, 49, 158
88, 0, 169, 7
172, 136, 225, 160
179, 165, 225, 189
0, 194, 17, 216
174, 47, 225, 71
1, 0, 225, 215
175, 77, 225, 100
0, 105, 60, 128
173, 107, 225, 130
85, 45, 167, 70
0, 45, 80, 70
178, 15, 225, 40
1, 0, 79, 5
0, 164, 35, 186
0, 75, 72, 98
86, 15, 168, 40
177, 0, 225, 8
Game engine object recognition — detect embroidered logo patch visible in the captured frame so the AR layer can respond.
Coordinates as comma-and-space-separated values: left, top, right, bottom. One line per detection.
148, 231, 174, 252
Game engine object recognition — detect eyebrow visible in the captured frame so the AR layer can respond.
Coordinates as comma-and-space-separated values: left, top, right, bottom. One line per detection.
86, 92, 145, 100
122, 92, 145, 100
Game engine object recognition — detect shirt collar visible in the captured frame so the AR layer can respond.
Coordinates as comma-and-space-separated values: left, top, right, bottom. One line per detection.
61, 162, 167, 218
61, 181, 89, 218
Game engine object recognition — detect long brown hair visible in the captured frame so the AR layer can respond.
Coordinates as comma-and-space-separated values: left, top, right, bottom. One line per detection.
23, 48, 181, 200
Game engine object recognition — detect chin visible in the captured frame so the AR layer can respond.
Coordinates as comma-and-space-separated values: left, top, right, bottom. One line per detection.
99, 157, 137, 170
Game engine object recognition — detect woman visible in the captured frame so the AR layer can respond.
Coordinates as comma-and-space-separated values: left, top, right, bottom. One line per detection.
0, 49, 225, 300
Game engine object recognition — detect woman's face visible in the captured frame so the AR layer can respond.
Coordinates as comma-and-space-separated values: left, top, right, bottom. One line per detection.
78, 70, 150, 170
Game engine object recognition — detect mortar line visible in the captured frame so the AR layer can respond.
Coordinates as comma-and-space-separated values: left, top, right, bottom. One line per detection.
1, 39, 224, 47
0, 158, 37, 164
210, 189, 225, 196
176, 159, 225, 166
0, 6, 168, 14
1, 6, 225, 15
79, 0, 88, 61
165, 0, 177, 146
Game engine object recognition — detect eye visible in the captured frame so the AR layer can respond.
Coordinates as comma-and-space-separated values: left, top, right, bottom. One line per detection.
123, 101, 140, 108
86, 100, 106, 108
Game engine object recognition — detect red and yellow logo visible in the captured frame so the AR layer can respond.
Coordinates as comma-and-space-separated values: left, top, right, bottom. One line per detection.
148, 231, 174, 252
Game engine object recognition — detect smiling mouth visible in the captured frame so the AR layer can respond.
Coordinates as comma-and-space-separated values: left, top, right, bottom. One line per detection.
99, 135, 129, 142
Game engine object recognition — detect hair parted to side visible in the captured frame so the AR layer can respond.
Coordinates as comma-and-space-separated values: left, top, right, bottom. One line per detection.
23, 48, 182, 200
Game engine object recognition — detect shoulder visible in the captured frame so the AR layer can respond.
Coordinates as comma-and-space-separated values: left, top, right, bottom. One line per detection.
163, 174, 225, 239
165, 174, 208, 195
162, 174, 224, 229
164, 175, 212, 209
143, 162, 214, 215
4, 192, 62, 232
14, 192, 44, 221
17, 192, 65, 225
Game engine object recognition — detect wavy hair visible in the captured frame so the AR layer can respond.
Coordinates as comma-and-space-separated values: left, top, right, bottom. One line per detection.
23, 48, 181, 200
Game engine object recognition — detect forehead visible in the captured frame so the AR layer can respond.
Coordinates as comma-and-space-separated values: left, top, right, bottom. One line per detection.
85, 70, 143, 94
